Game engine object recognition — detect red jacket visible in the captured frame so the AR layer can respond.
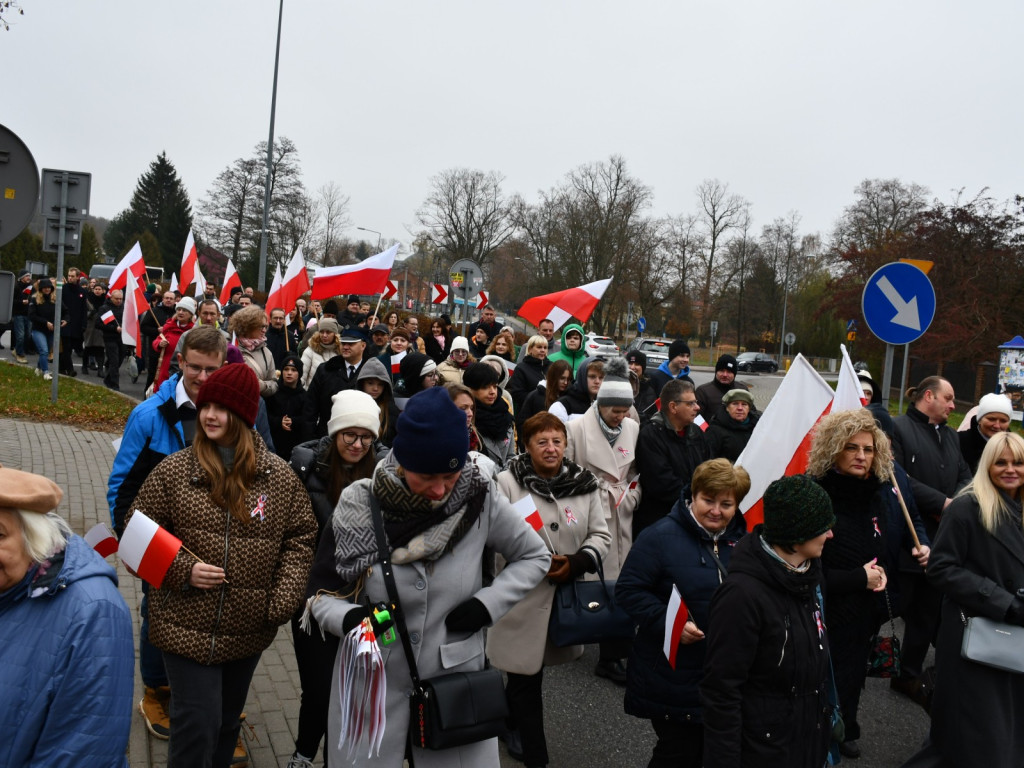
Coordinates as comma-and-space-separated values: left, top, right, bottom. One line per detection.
153, 318, 194, 389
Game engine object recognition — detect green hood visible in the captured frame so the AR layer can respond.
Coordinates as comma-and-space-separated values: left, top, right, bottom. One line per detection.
559, 322, 585, 348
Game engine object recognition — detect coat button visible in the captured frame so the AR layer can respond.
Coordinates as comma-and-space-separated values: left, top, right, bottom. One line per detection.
410, 632, 420, 644
415, 579, 426, 590
550, 522, 559, 531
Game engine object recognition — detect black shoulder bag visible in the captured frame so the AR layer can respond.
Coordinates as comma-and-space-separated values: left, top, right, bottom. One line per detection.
547, 545, 635, 647
367, 496, 508, 752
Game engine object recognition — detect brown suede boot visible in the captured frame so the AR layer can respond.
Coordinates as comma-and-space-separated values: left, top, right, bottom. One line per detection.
138, 685, 171, 739
232, 712, 250, 767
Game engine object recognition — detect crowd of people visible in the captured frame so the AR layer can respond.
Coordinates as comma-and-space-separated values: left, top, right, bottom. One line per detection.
5, 275, 1024, 768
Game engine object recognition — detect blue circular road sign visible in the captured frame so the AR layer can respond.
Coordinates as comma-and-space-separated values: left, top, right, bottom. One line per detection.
861, 262, 936, 345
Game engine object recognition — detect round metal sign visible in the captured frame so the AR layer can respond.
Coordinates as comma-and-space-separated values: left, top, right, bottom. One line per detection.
0, 124, 40, 249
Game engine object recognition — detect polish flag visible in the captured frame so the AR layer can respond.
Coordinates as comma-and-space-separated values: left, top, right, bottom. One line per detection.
835, 343, 869, 410
193, 266, 207, 299
664, 584, 689, 670
431, 284, 448, 304
311, 244, 398, 300
265, 263, 283, 320
219, 259, 242, 305
517, 278, 611, 332
101, 309, 116, 325
179, 230, 199, 291
120, 509, 183, 589
168, 273, 179, 293
504, 360, 517, 377
735, 355, 836, 527
511, 494, 544, 532
694, 413, 709, 432
281, 247, 311, 312
390, 350, 407, 374
84, 523, 118, 558
121, 268, 144, 356
109, 242, 149, 308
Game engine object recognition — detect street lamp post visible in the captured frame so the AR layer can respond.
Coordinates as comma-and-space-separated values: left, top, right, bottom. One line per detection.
258, 0, 285, 293
356, 227, 382, 251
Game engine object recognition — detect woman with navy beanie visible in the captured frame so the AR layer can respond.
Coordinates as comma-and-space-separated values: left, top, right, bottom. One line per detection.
308, 386, 550, 768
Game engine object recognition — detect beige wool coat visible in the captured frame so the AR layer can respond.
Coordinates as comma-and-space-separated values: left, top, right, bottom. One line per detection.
565, 405, 641, 579
487, 468, 612, 675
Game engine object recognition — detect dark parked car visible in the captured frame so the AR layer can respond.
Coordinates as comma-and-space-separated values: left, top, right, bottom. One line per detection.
736, 351, 779, 373
625, 337, 674, 377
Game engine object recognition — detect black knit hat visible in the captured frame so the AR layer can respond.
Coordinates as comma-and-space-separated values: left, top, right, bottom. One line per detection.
625, 350, 647, 369
281, 352, 302, 377
762, 474, 835, 546
716, 354, 738, 373
669, 339, 691, 360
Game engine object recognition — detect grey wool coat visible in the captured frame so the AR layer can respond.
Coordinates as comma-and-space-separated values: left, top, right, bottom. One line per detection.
487, 468, 612, 675
310, 472, 550, 768
565, 405, 641, 579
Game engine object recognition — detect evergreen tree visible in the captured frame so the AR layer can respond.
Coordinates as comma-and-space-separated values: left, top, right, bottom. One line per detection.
0, 228, 43, 274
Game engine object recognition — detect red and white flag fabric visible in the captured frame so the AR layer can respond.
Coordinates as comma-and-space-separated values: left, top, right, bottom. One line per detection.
121, 268, 143, 356
179, 230, 199, 292
476, 290, 489, 310
390, 351, 407, 374
168, 273, 179, 293
281, 247, 311, 312
100, 309, 116, 326
119, 509, 183, 589
735, 354, 836, 527
504, 360, 517, 377
84, 523, 118, 559
517, 278, 611, 332
835, 343, 868, 411
694, 413, 709, 432
108, 242, 147, 299
431, 283, 448, 304
664, 584, 689, 670
219, 259, 242, 305
311, 244, 398, 300
265, 263, 283, 320
193, 266, 207, 299
382, 280, 398, 300
511, 494, 544, 532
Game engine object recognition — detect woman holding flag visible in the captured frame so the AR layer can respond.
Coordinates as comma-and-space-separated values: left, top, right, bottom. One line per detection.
126, 363, 317, 768
489, 411, 611, 768
616, 459, 749, 768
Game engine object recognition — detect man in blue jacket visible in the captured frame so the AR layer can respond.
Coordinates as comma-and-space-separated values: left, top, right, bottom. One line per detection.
649, 339, 694, 396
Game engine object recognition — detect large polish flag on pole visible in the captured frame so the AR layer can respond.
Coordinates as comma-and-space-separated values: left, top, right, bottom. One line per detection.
108, 242, 148, 306
265, 263, 283, 320
517, 278, 611, 332
311, 244, 398, 300
121, 268, 144, 357
119, 510, 183, 588
179, 230, 200, 292
219, 259, 242, 305
281, 247, 311, 311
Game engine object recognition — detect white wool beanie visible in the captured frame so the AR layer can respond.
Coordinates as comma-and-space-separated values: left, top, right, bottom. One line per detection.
327, 389, 381, 439
977, 393, 1012, 420
176, 296, 197, 315
451, 336, 470, 353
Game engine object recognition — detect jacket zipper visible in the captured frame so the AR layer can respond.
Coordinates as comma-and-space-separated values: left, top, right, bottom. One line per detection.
209, 507, 232, 663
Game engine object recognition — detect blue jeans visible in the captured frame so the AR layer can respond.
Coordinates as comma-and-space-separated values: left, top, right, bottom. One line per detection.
12, 315, 30, 356
30, 329, 52, 372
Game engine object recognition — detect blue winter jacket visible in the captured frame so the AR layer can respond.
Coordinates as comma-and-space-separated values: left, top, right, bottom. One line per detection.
0, 535, 134, 768
617, 501, 746, 722
108, 373, 277, 534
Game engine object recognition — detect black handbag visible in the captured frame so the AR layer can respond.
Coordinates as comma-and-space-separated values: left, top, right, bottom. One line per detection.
547, 545, 635, 647
866, 587, 902, 678
368, 498, 508, 753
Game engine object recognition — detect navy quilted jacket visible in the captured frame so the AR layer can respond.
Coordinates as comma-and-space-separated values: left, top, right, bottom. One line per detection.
0, 535, 134, 767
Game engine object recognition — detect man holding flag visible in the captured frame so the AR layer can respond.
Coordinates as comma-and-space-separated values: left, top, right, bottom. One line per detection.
95, 289, 125, 391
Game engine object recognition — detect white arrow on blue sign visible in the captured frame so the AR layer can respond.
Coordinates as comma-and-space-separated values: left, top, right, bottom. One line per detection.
861, 262, 936, 345
637, 317, 647, 333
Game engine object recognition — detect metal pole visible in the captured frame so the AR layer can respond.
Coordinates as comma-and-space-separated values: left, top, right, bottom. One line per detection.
462, 282, 469, 338
258, 0, 285, 293
50, 172, 69, 401
899, 343, 910, 413
881, 343, 895, 410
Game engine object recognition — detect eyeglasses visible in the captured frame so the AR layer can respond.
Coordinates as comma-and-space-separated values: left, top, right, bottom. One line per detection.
423, 371, 439, 380
676, 399, 700, 408
184, 362, 220, 377
339, 432, 374, 447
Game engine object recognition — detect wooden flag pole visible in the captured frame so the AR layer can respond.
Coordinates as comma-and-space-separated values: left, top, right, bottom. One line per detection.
889, 469, 922, 550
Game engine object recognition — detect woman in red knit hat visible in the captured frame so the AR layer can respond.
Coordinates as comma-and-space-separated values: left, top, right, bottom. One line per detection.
126, 363, 318, 768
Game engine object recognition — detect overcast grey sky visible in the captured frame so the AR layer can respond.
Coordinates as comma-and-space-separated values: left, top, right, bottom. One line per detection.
5, 1, 1021, 253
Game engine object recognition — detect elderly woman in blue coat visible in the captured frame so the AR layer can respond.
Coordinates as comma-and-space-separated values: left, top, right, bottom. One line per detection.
309, 387, 550, 768
617, 459, 750, 768
0, 466, 134, 768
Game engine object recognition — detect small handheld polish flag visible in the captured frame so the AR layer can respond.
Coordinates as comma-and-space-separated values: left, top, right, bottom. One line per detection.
84, 523, 118, 559
664, 584, 689, 670
119, 510, 183, 588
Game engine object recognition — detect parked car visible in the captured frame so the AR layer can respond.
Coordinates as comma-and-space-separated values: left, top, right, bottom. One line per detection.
625, 336, 674, 377
736, 351, 779, 373
584, 332, 619, 358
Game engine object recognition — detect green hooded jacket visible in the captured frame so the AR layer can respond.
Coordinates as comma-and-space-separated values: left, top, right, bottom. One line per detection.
547, 322, 587, 375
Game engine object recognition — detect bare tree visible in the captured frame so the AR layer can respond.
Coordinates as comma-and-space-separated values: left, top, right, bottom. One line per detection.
196, 156, 262, 264
831, 178, 930, 251
692, 179, 749, 339
316, 182, 350, 265
415, 169, 514, 275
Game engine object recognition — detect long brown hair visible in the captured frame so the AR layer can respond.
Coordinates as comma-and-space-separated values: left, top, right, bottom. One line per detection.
193, 409, 257, 522
326, 440, 376, 505
544, 360, 572, 409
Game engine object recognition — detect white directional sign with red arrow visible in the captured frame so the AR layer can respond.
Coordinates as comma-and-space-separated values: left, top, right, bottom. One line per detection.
476, 290, 489, 310
382, 279, 398, 300
431, 283, 448, 304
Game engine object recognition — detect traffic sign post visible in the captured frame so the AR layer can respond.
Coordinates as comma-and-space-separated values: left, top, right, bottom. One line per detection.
637, 317, 646, 334
862, 262, 936, 408
448, 258, 483, 336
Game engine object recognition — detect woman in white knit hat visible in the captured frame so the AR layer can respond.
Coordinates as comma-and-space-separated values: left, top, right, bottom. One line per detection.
959, 392, 1013, 473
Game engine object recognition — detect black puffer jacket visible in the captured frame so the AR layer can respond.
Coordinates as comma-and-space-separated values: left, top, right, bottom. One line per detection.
506, 354, 549, 413
264, 381, 310, 462
706, 412, 759, 463
288, 436, 337, 538
958, 415, 989, 475
701, 529, 831, 768
618, 503, 746, 722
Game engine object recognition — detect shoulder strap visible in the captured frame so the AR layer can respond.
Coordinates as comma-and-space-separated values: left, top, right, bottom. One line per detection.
368, 495, 422, 689
703, 542, 729, 579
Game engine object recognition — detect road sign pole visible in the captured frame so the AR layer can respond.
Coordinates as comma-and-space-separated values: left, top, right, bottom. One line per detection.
881, 343, 895, 409
899, 343, 910, 413
50, 172, 70, 403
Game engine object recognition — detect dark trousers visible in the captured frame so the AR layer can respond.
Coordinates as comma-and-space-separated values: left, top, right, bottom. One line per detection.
163, 651, 261, 768
291, 614, 339, 760
898, 572, 942, 678
140, 582, 168, 688
649, 717, 703, 768
103, 337, 123, 388
83, 344, 104, 372
599, 637, 632, 662
506, 669, 548, 767
829, 618, 876, 742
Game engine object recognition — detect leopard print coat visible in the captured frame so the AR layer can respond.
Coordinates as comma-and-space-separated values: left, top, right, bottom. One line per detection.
128, 434, 317, 665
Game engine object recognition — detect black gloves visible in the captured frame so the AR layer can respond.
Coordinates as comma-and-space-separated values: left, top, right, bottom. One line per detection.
1006, 597, 1024, 627
566, 551, 596, 578
445, 597, 491, 633
342, 606, 371, 634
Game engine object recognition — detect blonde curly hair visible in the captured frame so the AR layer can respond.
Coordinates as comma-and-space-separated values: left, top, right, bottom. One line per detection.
807, 408, 893, 481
